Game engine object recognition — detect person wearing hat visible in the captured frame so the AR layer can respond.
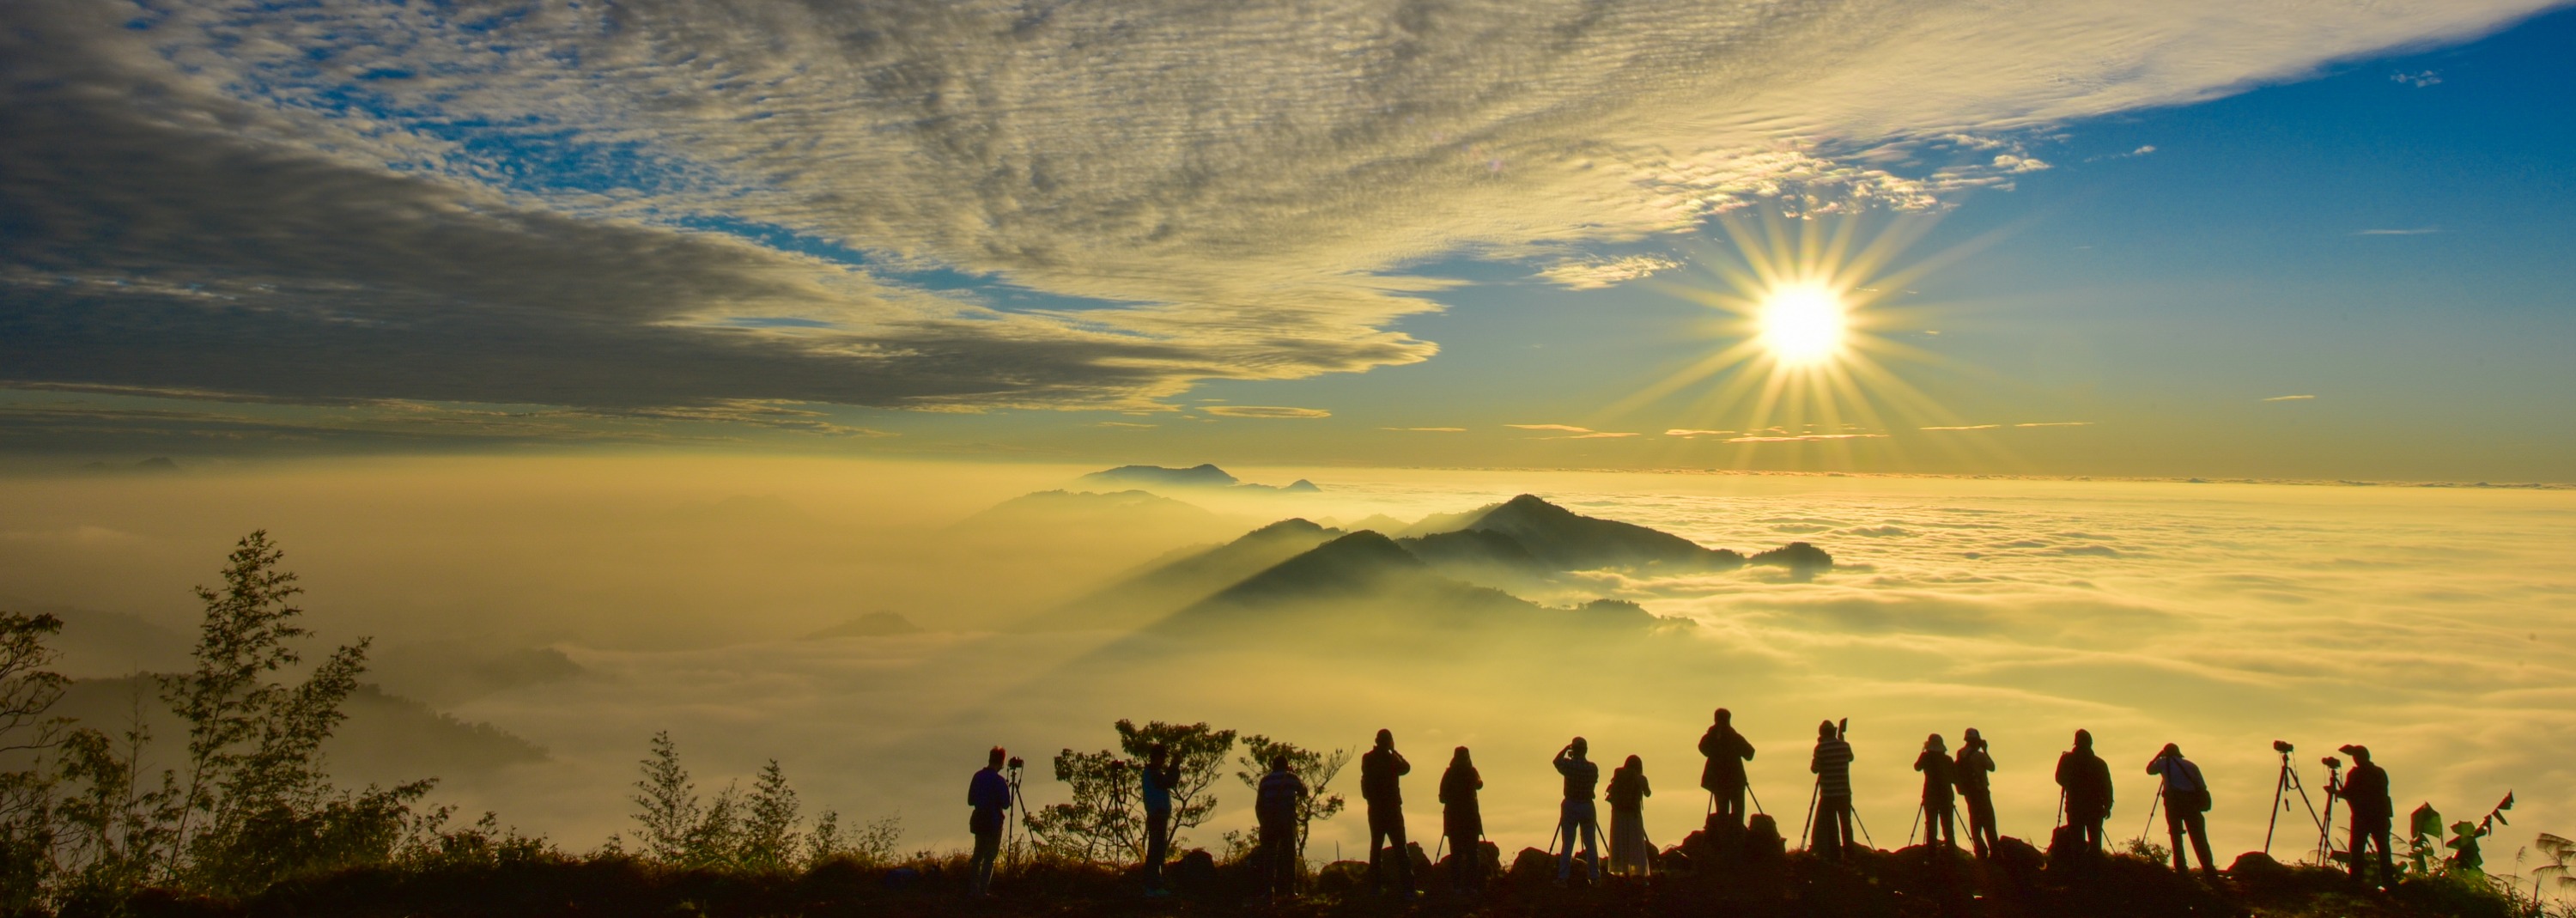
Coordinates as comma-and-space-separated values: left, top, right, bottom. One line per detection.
2336, 744, 2396, 887
1953, 728, 2000, 857
2145, 743, 2217, 878
1913, 733, 1959, 851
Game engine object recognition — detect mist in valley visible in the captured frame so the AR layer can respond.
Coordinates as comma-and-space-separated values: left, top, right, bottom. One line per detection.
3, 455, 2568, 872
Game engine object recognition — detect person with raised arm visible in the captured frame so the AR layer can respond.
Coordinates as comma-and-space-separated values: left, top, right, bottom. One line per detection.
1953, 728, 1999, 857
1810, 720, 1856, 861
1554, 737, 1606, 884
2146, 742, 2217, 878
1359, 729, 1416, 897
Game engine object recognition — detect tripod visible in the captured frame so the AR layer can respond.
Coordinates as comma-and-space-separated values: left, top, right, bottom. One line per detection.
2315, 759, 2344, 866
2264, 747, 2323, 857
1003, 759, 1030, 865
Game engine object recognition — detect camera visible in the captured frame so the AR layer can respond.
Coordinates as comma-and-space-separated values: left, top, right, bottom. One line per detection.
2273, 739, 2293, 753
2322, 756, 2342, 769
1007, 757, 1024, 769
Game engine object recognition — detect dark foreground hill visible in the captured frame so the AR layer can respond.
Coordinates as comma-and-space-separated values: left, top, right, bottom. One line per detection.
182, 830, 2514, 918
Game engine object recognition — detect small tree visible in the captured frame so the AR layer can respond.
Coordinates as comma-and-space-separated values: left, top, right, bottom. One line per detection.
1234, 736, 1350, 863
153, 531, 425, 894
1026, 720, 1236, 863
1, 611, 70, 910
630, 731, 700, 863
738, 760, 800, 872
627, 733, 882, 871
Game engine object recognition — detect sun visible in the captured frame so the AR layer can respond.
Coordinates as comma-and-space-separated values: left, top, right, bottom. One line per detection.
1757, 282, 1848, 367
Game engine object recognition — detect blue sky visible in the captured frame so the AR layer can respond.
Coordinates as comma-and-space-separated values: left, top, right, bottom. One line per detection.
2, 0, 2568, 480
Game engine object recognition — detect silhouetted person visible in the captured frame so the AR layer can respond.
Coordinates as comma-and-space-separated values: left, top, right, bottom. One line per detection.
1698, 708, 1757, 830
2055, 729, 2114, 856
1359, 729, 1414, 896
968, 747, 1012, 897
1140, 744, 1181, 894
1256, 754, 1308, 902
1607, 754, 1653, 876
1954, 728, 1999, 857
2336, 744, 2395, 888
1554, 737, 1604, 883
1810, 720, 1856, 860
1438, 746, 1485, 893
2146, 743, 2217, 878
1915, 733, 1958, 850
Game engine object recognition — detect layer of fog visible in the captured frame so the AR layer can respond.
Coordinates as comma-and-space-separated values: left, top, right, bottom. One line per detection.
2, 457, 2568, 872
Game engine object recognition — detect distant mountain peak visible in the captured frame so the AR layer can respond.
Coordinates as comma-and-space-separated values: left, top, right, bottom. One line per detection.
1074, 465, 1324, 494
1082, 464, 1240, 488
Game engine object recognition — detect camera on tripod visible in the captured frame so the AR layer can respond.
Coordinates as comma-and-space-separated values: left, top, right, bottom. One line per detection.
1007, 757, 1024, 770
2273, 739, 2293, 754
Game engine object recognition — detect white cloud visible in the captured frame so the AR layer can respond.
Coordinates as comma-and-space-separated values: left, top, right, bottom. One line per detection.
1200, 405, 1331, 419
2014, 422, 2095, 428
1726, 433, 1890, 442
1664, 429, 1739, 438
1921, 424, 2002, 431
1535, 255, 1681, 290
2261, 394, 2317, 402
1506, 424, 1598, 433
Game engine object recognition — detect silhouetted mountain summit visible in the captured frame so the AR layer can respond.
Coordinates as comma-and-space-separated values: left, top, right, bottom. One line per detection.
1153, 530, 1661, 644
1020, 518, 1344, 631
1407, 494, 1748, 572
1074, 464, 1321, 493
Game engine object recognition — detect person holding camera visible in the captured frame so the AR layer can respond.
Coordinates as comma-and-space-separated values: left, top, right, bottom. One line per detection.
1607, 754, 1654, 876
2146, 743, 2217, 878
1913, 733, 1959, 851
1139, 744, 1182, 895
967, 747, 1014, 897
1359, 729, 1415, 896
1809, 720, 1856, 861
1554, 737, 1605, 884
1698, 708, 1757, 831
1953, 728, 1999, 857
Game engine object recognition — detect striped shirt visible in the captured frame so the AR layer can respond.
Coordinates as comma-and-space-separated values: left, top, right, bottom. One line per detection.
1812, 739, 1854, 798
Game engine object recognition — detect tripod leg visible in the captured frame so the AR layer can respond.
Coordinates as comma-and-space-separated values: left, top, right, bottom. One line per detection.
2267, 761, 2287, 855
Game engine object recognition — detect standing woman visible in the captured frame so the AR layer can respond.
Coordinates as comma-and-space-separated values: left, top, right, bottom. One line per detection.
1438, 747, 1485, 892
1607, 755, 1654, 876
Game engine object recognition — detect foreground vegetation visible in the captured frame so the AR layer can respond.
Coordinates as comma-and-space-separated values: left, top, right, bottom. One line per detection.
3, 532, 2569, 917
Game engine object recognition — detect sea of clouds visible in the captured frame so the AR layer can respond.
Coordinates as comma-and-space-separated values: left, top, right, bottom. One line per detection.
2, 459, 2567, 877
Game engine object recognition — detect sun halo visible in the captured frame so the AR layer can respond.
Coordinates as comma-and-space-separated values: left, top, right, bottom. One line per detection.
1757, 283, 1848, 368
